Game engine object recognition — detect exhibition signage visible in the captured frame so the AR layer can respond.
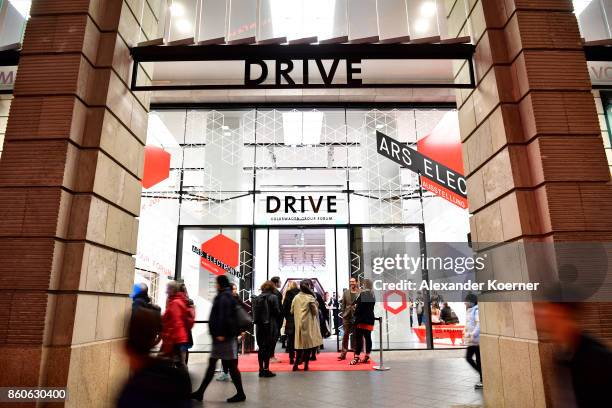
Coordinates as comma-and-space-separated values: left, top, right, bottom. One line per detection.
192, 234, 242, 278
258, 193, 347, 225
376, 129, 468, 209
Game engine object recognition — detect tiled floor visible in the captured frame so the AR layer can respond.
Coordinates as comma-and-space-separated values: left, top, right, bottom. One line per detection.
187, 350, 483, 408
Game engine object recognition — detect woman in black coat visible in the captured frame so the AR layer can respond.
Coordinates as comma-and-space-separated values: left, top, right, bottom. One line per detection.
350, 279, 376, 365
282, 281, 300, 364
192, 275, 245, 402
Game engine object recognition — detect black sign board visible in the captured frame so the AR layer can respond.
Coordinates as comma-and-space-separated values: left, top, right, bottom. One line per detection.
376, 131, 467, 198
129, 43, 476, 91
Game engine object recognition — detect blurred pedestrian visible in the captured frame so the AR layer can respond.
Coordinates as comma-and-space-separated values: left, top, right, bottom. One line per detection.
535, 289, 612, 407
161, 281, 195, 366
118, 307, 191, 408
291, 279, 323, 371
464, 293, 482, 389
131, 283, 159, 313
191, 275, 246, 403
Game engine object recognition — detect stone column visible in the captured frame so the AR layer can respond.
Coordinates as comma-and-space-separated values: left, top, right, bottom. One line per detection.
446, 0, 611, 406
0, 0, 159, 406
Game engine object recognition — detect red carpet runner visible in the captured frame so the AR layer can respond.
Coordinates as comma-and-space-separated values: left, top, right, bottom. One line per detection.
237, 352, 375, 372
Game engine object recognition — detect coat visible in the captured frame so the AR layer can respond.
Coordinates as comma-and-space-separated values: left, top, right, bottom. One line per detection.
353, 290, 376, 327
161, 292, 195, 353
282, 288, 300, 336
208, 288, 238, 339
291, 292, 323, 350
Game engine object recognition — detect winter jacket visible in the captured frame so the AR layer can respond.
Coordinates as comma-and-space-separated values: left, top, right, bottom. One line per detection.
132, 292, 152, 312
208, 288, 238, 339
161, 292, 195, 353
464, 305, 480, 346
283, 288, 300, 336
353, 290, 376, 327
117, 357, 192, 408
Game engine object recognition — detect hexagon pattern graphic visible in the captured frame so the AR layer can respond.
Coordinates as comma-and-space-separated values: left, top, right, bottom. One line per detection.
142, 146, 171, 189
383, 290, 408, 315
200, 234, 240, 276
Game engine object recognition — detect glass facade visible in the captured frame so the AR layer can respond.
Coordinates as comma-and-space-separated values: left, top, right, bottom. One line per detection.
137, 106, 471, 350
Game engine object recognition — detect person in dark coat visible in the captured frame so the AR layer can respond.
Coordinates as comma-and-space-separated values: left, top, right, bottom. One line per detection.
270, 276, 284, 362
350, 279, 376, 365
535, 295, 612, 407
118, 307, 191, 408
131, 283, 153, 312
255, 280, 281, 377
191, 275, 246, 403
282, 281, 300, 364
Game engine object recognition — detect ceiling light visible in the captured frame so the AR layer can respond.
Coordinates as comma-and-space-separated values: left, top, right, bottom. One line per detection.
223, 131, 231, 136
175, 19, 192, 34
222, 125, 229, 130
169, 2, 185, 16
414, 19, 430, 34
9, 0, 31, 18
420, 1, 437, 17
376, 124, 384, 129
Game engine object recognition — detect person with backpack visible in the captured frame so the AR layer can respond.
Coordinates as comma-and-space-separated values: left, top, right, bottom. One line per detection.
253, 280, 281, 377
191, 275, 246, 403
161, 281, 195, 366
291, 279, 323, 371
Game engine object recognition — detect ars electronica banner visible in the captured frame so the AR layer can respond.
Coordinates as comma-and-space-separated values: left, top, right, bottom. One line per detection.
192, 233, 243, 279
376, 111, 468, 209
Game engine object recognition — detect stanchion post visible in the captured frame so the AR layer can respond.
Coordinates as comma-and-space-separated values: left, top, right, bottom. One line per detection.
373, 316, 390, 371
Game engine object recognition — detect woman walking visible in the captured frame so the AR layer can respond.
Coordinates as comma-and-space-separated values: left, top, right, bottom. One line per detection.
254, 280, 281, 377
282, 281, 300, 364
350, 279, 376, 365
191, 275, 246, 403
291, 279, 323, 371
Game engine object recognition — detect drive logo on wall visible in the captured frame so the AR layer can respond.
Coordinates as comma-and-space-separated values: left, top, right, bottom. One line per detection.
192, 234, 243, 279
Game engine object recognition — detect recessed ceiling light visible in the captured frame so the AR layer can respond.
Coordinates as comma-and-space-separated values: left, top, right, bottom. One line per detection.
222, 125, 229, 130
224, 132, 231, 136
414, 19, 430, 34
420, 1, 437, 18
175, 19, 192, 34
376, 124, 384, 129
169, 2, 185, 17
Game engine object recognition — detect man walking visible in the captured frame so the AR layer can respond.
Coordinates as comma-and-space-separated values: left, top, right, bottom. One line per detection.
464, 293, 482, 389
338, 277, 360, 360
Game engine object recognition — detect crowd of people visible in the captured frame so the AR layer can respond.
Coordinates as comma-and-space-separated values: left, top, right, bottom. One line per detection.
118, 277, 612, 408
118, 275, 377, 406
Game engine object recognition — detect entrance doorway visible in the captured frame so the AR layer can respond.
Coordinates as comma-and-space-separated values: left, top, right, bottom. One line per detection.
254, 226, 350, 352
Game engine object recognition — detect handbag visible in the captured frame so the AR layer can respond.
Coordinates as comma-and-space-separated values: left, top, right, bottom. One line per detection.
234, 304, 252, 332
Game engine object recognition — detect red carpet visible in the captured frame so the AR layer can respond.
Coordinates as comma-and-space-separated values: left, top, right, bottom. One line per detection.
238, 352, 375, 372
